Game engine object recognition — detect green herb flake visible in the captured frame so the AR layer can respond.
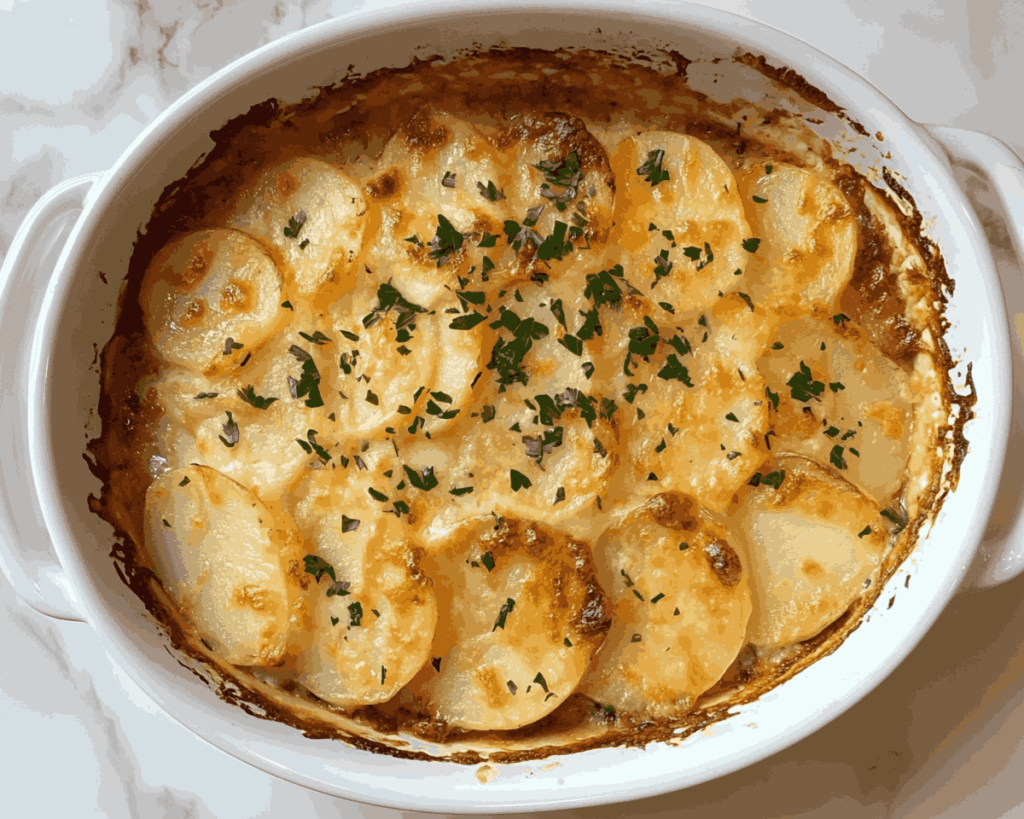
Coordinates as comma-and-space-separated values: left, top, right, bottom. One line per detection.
637, 148, 669, 186
858, 526, 872, 538
303, 555, 336, 584
510, 469, 532, 492
830, 444, 848, 470
493, 598, 516, 631
787, 361, 825, 402
742, 237, 761, 253
178, 477, 190, 487
218, 411, 239, 448
753, 195, 768, 203
481, 552, 495, 572
349, 601, 364, 627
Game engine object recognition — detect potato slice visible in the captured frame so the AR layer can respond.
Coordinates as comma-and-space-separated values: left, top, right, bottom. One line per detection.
735, 162, 857, 317
579, 493, 752, 718
604, 292, 775, 510
400, 516, 609, 731
228, 157, 369, 300
140, 229, 285, 374
609, 131, 752, 313
152, 330, 339, 499
144, 465, 303, 666
365, 112, 514, 307
290, 462, 437, 708
759, 316, 912, 505
730, 456, 888, 649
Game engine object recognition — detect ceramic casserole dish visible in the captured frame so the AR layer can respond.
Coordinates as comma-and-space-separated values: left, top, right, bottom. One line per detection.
2, 0, 1024, 813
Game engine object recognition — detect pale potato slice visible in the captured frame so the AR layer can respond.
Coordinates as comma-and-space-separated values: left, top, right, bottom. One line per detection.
609, 131, 753, 313
736, 162, 857, 317
730, 456, 888, 649
365, 112, 514, 307
144, 465, 303, 666
139, 229, 285, 374
151, 330, 339, 499
290, 463, 437, 709
606, 292, 775, 510
400, 516, 609, 731
759, 316, 912, 506
579, 493, 752, 718
327, 281, 489, 440
228, 157, 369, 300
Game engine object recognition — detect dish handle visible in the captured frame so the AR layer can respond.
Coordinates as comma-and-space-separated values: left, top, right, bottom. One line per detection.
0, 174, 103, 622
920, 124, 1024, 591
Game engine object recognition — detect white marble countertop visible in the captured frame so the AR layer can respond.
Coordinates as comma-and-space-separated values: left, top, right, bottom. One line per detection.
2, 0, 1023, 817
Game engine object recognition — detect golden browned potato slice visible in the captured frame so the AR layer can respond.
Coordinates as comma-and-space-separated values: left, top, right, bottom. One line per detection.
758, 316, 912, 506
609, 131, 753, 313
735, 162, 857, 317
228, 157, 370, 300
498, 111, 616, 286
140, 229, 285, 374
365, 112, 515, 307
602, 292, 775, 510
144, 465, 304, 666
290, 462, 437, 709
400, 516, 609, 731
729, 456, 889, 649
579, 493, 752, 718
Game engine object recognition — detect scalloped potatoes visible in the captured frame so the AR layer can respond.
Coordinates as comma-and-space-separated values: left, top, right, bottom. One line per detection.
95, 53, 952, 752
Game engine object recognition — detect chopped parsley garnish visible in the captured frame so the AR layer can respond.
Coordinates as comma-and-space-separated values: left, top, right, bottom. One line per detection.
650, 593, 665, 605
403, 464, 439, 491
636, 148, 669, 185
725, 412, 739, 423
682, 242, 714, 271
826, 426, 841, 438
858, 526, 872, 538
537, 220, 573, 261
481, 552, 495, 572
237, 386, 277, 410
493, 598, 516, 631
303, 555, 336, 584
295, 429, 331, 463
348, 601, 363, 627
477, 180, 505, 201
657, 355, 693, 386
766, 386, 780, 411
450, 486, 474, 496
535, 151, 583, 209
429, 214, 464, 266
533, 672, 550, 694
772, 342, 784, 350
178, 476, 190, 487
558, 334, 583, 356
281, 301, 293, 310
765, 164, 774, 174
553, 486, 566, 505
738, 292, 755, 312
194, 393, 219, 399
341, 515, 360, 533
450, 312, 486, 331
219, 411, 239, 448
223, 337, 243, 356
652, 249, 673, 286
830, 444, 848, 470
787, 361, 825, 402
298, 330, 330, 346
659, 301, 675, 314
752, 195, 768, 203
510, 469, 532, 492
367, 487, 388, 502
742, 237, 762, 253
283, 210, 307, 239
832, 313, 850, 324
331, 616, 339, 626
749, 470, 786, 489
441, 170, 457, 188
829, 381, 846, 393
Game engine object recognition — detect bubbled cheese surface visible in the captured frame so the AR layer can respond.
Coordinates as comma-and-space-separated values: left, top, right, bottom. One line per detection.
129, 113, 921, 730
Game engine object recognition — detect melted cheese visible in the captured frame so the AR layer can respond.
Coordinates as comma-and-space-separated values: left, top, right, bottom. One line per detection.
123, 107, 932, 733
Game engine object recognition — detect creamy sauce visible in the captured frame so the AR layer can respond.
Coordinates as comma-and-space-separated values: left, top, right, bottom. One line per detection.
87, 48, 964, 762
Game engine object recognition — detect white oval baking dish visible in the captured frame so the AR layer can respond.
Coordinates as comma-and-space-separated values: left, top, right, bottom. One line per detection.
1, 0, 1023, 813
